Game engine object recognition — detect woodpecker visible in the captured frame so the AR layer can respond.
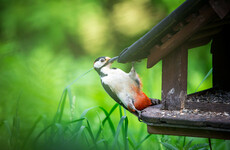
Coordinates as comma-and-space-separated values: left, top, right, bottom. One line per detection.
93, 56, 160, 120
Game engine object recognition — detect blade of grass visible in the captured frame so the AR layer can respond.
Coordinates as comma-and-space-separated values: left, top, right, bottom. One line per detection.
102, 103, 118, 126
10, 95, 21, 150
67, 87, 76, 121
62, 120, 87, 146
66, 87, 73, 108
54, 123, 64, 137
53, 89, 68, 124
135, 134, 151, 149
96, 139, 106, 145
119, 106, 126, 149
119, 105, 123, 118
62, 125, 85, 146
89, 139, 107, 149
74, 106, 98, 131
21, 116, 42, 149
58, 88, 67, 123
65, 67, 93, 88
96, 104, 118, 138
34, 124, 54, 145
184, 139, 193, 150
195, 68, 213, 92
66, 118, 85, 124
157, 135, 165, 150
82, 130, 90, 146
11, 117, 20, 150
3, 120, 11, 149
188, 143, 209, 150
34, 118, 85, 145
127, 137, 136, 150
225, 140, 230, 150
183, 136, 186, 148
85, 119, 97, 149
175, 136, 182, 148
49, 89, 68, 138
80, 106, 98, 118
95, 108, 111, 149
208, 138, 212, 150
102, 103, 118, 131
112, 116, 127, 150
95, 111, 103, 141
160, 142, 179, 150
100, 103, 119, 125
3, 120, 11, 137
124, 115, 129, 150
76, 126, 86, 142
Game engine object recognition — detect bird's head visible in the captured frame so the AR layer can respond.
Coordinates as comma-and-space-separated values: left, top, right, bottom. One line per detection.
93, 56, 118, 72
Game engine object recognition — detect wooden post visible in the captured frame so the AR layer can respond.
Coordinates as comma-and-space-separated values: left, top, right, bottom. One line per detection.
211, 26, 230, 91
162, 46, 188, 110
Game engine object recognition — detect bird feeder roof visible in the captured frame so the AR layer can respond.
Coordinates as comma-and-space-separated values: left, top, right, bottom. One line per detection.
117, 0, 230, 68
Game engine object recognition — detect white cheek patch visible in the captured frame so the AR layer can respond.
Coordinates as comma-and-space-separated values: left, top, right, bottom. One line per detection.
94, 61, 103, 69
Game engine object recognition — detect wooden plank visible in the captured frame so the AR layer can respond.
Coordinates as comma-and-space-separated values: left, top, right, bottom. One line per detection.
147, 125, 230, 140
141, 105, 230, 129
185, 102, 230, 113
185, 37, 211, 49
185, 88, 230, 112
142, 100, 230, 139
161, 46, 188, 110
188, 27, 222, 41
147, 5, 216, 68
173, 22, 184, 32
183, 18, 230, 49
161, 34, 173, 43
211, 26, 230, 91
200, 18, 230, 31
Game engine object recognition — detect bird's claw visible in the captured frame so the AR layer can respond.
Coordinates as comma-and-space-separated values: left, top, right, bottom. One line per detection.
131, 62, 136, 73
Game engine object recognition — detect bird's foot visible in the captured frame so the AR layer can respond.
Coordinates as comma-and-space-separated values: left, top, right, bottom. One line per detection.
130, 62, 136, 73
132, 62, 135, 68
150, 98, 161, 105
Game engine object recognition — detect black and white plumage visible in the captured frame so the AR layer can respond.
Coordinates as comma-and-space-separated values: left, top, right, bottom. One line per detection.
93, 56, 160, 120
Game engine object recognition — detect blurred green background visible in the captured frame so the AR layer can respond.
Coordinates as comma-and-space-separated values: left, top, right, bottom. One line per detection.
1, 0, 228, 149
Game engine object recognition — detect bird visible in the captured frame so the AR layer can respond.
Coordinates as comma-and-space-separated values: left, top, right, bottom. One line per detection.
93, 56, 160, 120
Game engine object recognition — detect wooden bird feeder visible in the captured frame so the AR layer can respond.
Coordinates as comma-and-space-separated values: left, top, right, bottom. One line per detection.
117, 0, 230, 139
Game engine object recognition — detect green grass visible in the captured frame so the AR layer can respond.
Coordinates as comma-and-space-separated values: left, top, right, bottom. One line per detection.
195, 68, 213, 92
1, 70, 229, 150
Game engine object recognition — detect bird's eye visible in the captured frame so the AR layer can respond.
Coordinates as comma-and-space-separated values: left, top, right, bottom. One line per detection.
100, 59, 105, 62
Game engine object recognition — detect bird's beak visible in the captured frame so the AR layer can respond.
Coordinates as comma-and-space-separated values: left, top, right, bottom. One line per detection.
108, 56, 118, 63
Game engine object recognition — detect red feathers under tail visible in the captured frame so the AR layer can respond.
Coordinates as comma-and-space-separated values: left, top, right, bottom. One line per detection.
134, 92, 152, 110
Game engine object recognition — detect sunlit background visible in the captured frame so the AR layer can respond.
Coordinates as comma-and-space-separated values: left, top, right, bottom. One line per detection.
1, 0, 226, 149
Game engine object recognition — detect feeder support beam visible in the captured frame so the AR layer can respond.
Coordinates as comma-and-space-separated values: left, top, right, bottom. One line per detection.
147, 4, 216, 68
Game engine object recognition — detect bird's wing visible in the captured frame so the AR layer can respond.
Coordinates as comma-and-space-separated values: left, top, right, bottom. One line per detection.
101, 82, 127, 109
128, 66, 142, 89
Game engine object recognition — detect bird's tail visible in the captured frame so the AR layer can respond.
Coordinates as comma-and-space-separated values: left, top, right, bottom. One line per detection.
149, 98, 161, 105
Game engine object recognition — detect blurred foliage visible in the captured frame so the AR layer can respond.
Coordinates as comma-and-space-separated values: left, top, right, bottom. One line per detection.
0, 0, 227, 149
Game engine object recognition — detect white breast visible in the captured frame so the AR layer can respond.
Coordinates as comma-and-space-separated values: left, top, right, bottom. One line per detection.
101, 67, 137, 107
